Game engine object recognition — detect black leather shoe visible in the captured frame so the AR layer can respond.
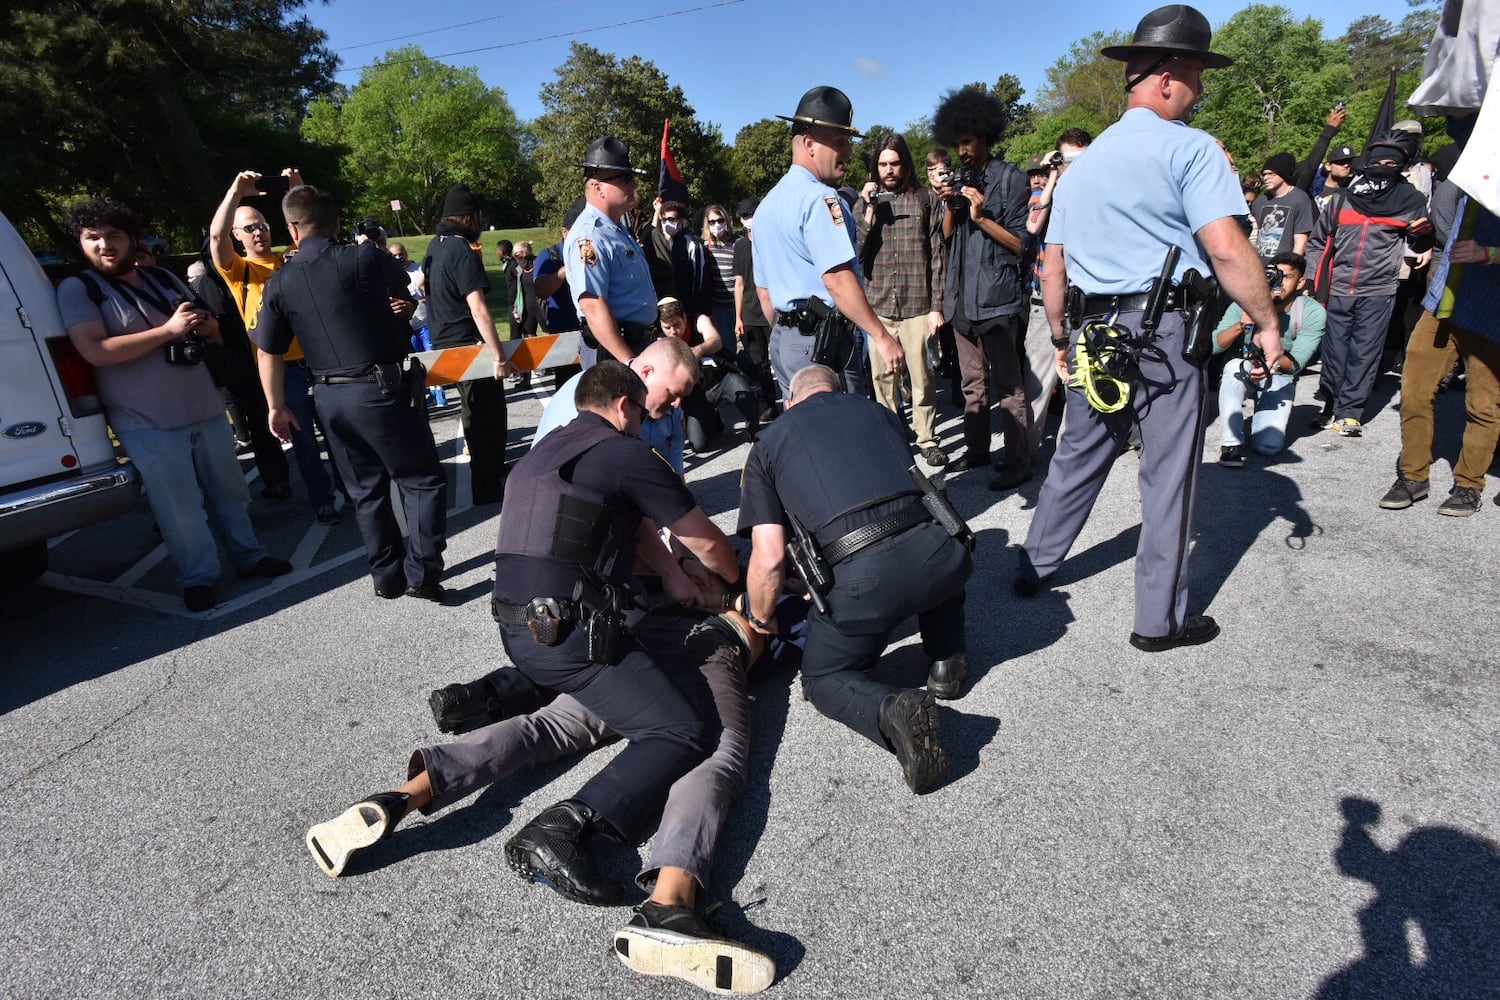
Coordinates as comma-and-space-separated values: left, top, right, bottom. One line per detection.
505, 799, 626, 906
988, 463, 1034, 492
1013, 572, 1053, 597
429, 681, 497, 734
927, 653, 970, 700
1129, 614, 1220, 652
405, 583, 451, 604
374, 584, 404, 600
878, 689, 949, 794
948, 452, 991, 474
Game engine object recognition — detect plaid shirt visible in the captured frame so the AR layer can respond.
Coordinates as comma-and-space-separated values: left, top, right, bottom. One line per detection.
856, 187, 945, 320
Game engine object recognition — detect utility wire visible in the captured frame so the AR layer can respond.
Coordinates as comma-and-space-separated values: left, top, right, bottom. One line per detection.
337, 0, 745, 73
336, 4, 569, 53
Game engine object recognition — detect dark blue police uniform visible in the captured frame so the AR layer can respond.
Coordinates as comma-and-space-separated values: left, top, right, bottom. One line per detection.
737, 391, 971, 746
494, 412, 717, 849
253, 236, 447, 596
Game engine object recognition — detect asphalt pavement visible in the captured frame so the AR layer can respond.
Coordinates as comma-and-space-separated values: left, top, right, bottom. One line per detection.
2, 370, 1497, 999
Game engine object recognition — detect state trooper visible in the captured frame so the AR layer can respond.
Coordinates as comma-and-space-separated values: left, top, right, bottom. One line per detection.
753, 86, 905, 396
495, 361, 743, 905
252, 184, 450, 601
564, 137, 660, 369
737, 364, 973, 794
1017, 5, 1283, 651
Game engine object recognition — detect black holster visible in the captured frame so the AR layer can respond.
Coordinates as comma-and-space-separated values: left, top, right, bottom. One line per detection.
785, 512, 832, 616
909, 465, 975, 551
1180, 268, 1229, 365
572, 577, 623, 665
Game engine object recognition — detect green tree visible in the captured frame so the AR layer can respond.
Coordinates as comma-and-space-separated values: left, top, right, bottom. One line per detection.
729, 118, 791, 201
1343, 4, 1439, 91
1194, 5, 1351, 168
0, 0, 337, 252
1036, 30, 1133, 124
1004, 106, 1111, 164
302, 47, 537, 232
532, 43, 731, 225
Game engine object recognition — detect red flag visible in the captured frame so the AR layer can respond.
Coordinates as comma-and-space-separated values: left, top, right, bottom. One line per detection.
659, 119, 689, 204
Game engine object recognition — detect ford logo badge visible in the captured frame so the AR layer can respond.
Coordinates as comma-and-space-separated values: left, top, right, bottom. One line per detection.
3, 422, 48, 439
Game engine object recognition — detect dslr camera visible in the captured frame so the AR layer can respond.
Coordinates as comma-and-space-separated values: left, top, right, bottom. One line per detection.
1264, 263, 1284, 290
164, 335, 205, 366
869, 190, 896, 206
944, 166, 980, 191
1047, 151, 1066, 168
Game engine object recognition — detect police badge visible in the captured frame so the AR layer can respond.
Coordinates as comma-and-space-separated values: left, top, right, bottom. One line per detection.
577, 237, 599, 267
823, 196, 844, 227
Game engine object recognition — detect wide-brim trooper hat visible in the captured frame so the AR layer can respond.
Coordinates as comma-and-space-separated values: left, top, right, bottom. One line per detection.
1100, 4, 1234, 69
777, 86, 864, 139
580, 136, 647, 175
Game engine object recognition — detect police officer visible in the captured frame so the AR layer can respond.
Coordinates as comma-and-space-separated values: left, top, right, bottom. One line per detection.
1017, 5, 1283, 650
564, 137, 660, 369
252, 184, 450, 601
753, 86, 905, 397
737, 364, 972, 794
497, 361, 743, 904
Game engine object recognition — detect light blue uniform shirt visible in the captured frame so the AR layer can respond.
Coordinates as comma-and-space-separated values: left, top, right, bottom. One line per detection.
534, 370, 686, 475
753, 165, 859, 312
563, 201, 658, 325
1051, 108, 1246, 295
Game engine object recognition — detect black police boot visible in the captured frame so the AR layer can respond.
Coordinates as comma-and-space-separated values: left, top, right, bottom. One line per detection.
878, 689, 950, 794
927, 653, 970, 700
504, 799, 626, 906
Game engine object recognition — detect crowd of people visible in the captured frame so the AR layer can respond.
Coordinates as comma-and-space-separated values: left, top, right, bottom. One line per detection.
49, 3, 1496, 993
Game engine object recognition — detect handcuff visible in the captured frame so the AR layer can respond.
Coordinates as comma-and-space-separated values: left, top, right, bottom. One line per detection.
734, 591, 777, 635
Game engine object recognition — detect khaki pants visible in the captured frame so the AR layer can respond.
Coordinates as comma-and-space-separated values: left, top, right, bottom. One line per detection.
1398, 310, 1500, 490
869, 314, 939, 449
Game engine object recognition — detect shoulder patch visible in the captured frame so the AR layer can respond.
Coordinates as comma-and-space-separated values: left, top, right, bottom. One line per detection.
823, 196, 845, 227
576, 238, 599, 267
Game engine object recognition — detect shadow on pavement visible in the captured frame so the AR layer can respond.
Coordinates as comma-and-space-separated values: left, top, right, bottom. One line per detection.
1192, 454, 1318, 611
1316, 795, 1500, 999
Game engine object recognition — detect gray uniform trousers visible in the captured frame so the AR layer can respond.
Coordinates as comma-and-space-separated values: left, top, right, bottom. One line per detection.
1024, 298, 1063, 452
411, 615, 752, 890
770, 321, 867, 397
1021, 311, 1207, 639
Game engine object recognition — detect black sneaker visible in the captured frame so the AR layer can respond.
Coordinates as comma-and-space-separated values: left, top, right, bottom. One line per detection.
987, 463, 1034, 492
613, 901, 776, 995
238, 556, 293, 579
183, 585, 216, 612
1437, 486, 1482, 517
877, 689, 949, 794
1310, 404, 1335, 430
1129, 614, 1220, 652
1218, 445, 1245, 468
305, 791, 410, 878
429, 681, 497, 734
1378, 477, 1429, 510
504, 799, 626, 906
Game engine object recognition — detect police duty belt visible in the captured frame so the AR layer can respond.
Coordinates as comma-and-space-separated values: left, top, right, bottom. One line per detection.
821, 501, 931, 566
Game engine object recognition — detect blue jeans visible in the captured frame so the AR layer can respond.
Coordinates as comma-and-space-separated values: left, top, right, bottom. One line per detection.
283, 362, 336, 507
117, 416, 268, 588
1219, 359, 1295, 454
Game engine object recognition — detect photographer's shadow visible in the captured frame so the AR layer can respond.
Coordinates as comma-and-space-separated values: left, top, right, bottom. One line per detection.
1190, 450, 1318, 610
1317, 796, 1500, 998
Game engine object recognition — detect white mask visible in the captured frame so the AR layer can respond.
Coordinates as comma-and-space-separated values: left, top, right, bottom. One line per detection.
662, 220, 682, 237
741, 217, 753, 232
709, 221, 728, 237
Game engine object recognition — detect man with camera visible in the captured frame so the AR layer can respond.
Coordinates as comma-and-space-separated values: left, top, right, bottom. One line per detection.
737, 363, 972, 794
753, 86, 905, 396
57, 199, 291, 612
251, 184, 450, 603
855, 134, 947, 467
1212, 253, 1326, 465
208, 168, 341, 525
931, 88, 1034, 489
1016, 4, 1283, 651
564, 137, 661, 369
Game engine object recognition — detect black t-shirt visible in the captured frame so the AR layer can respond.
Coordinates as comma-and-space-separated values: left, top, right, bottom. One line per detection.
423, 224, 491, 348
731, 237, 769, 329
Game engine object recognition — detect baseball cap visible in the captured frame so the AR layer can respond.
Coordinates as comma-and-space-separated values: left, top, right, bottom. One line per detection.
1327, 145, 1356, 163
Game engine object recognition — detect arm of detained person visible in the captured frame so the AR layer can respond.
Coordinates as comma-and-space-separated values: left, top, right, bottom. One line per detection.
634, 521, 706, 605
1198, 216, 1283, 367
464, 288, 515, 378
743, 523, 788, 635
822, 264, 904, 375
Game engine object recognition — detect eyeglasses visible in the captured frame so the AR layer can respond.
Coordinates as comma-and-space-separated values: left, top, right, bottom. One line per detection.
663, 216, 686, 224
237, 222, 271, 234
624, 397, 647, 419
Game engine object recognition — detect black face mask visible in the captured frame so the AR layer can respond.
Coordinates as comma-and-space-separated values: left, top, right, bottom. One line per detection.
1351, 162, 1402, 197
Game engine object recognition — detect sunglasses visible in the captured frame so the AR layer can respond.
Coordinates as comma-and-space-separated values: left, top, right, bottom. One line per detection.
596, 172, 638, 185
393, 254, 408, 262
237, 222, 271, 235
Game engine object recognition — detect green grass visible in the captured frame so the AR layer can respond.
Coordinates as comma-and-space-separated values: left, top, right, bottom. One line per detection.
396, 228, 556, 331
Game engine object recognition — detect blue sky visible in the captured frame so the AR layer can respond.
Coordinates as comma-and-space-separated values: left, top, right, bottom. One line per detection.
311, 0, 1424, 138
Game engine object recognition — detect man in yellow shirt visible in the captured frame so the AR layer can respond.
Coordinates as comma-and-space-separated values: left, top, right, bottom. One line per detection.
209, 169, 341, 524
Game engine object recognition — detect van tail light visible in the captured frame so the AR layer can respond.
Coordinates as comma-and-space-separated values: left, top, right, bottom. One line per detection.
45, 336, 103, 417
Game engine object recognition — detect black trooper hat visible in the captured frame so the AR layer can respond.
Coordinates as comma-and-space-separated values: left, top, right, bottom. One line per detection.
1101, 4, 1234, 69
777, 86, 864, 138
580, 136, 647, 175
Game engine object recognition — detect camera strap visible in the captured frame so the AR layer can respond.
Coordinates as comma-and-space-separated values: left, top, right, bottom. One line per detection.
80, 268, 181, 328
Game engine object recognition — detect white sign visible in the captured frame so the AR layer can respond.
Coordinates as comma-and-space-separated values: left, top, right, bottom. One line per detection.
390, 200, 402, 211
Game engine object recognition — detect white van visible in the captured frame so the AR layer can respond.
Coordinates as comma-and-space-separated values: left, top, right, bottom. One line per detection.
0, 210, 141, 582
